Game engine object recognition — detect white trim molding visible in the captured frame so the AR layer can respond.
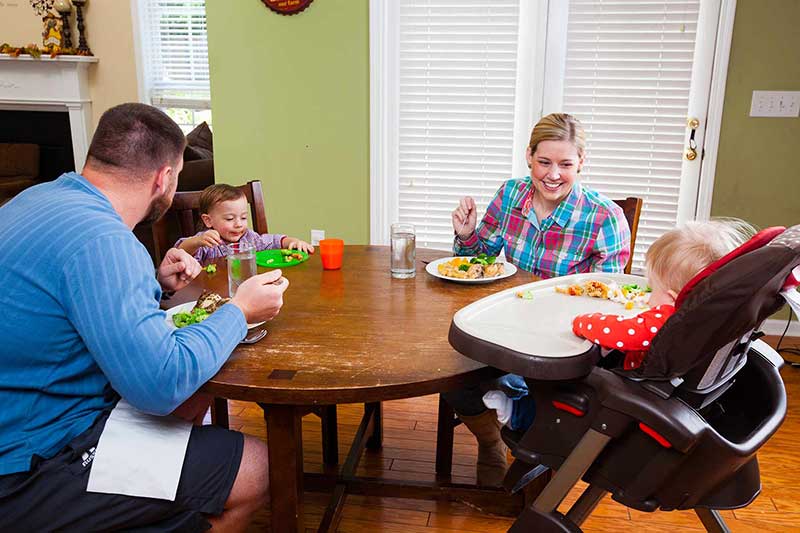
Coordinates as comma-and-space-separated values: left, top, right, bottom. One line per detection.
0, 54, 98, 171
695, 0, 737, 220
369, 0, 399, 245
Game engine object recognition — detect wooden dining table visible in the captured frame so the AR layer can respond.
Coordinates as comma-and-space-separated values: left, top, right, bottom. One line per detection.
166, 245, 539, 532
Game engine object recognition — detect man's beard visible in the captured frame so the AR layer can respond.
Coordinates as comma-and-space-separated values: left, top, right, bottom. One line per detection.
141, 190, 172, 225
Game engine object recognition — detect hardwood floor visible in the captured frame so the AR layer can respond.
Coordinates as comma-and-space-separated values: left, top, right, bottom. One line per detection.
237, 337, 800, 532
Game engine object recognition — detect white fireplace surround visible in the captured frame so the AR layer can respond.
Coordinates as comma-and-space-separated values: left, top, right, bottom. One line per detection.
0, 54, 98, 171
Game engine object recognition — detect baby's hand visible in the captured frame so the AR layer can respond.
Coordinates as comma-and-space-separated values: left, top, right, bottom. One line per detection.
284, 237, 315, 254
200, 229, 222, 248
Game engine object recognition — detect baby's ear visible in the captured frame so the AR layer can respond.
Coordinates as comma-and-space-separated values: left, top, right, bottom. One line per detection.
200, 213, 213, 228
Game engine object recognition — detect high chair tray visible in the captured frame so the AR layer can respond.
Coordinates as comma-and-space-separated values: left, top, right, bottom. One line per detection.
449, 272, 648, 380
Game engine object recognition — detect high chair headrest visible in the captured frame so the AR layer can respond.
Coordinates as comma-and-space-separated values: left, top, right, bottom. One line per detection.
633, 224, 800, 381
675, 226, 786, 308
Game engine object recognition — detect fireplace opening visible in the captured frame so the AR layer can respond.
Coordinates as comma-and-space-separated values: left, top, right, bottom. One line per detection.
0, 109, 75, 203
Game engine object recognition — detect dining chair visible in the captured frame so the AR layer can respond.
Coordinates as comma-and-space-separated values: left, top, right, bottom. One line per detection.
153, 180, 343, 465
433, 196, 645, 479
612, 196, 643, 275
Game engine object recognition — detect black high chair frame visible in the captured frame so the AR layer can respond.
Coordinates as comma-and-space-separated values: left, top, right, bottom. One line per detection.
448, 225, 800, 533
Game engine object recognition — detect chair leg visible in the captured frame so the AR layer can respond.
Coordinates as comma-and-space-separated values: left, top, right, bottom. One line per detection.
695, 508, 731, 533
435, 394, 455, 476
565, 484, 608, 526
532, 429, 611, 513
211, 397, 229, 429
320, 405, 339, 466
365, 402, 383, 450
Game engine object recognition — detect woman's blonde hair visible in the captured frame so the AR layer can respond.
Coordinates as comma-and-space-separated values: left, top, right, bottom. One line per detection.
646, 218, 755, 293
528, 113, 587, 157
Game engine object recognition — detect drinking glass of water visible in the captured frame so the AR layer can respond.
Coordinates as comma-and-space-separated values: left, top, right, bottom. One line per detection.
227, 241, 257, 296
390, 223, 416, 279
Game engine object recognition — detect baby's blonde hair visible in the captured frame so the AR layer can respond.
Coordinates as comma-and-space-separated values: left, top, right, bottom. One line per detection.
646, 218, 755, 293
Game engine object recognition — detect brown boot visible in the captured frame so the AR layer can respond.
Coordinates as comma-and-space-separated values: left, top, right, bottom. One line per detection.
458, 409, 509, 487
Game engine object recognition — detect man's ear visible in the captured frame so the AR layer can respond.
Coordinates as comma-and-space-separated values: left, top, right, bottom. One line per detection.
152, 164, 174, 195
200, 213, 213, 228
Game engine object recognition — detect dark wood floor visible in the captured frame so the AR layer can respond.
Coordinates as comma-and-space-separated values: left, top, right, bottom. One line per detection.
237, 336, 800, 532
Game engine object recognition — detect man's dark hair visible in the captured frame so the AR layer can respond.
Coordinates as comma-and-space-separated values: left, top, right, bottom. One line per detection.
86, 103, 186, 177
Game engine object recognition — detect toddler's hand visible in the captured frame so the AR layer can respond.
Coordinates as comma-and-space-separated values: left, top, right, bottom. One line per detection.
200, 229, 222, 248
283, 237, 315, 254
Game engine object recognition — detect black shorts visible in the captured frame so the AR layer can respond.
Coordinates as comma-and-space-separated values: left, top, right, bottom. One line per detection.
0, 410, 244, 532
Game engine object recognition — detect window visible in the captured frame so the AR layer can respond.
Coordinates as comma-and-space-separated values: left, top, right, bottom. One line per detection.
136, 0, 211, 132
372, 0, 732, 273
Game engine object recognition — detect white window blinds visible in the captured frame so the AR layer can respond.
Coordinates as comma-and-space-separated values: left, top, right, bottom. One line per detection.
398, 0, 520, 250
558, 0, 701, 272
139, 0, 210, 109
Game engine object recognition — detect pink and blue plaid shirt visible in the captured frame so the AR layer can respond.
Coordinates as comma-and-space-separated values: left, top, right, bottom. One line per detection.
454, 179, 630, 278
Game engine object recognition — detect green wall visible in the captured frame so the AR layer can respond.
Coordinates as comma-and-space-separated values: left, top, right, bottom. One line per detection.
205, 0, 369, 244
712, 0, 800, 322
712, 0, 800, 229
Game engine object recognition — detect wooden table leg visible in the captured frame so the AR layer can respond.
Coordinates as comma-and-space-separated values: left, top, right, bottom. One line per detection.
320, 405, 339, 466
211, 397, 229, 429
435, 394, 454, 476
365, 402, 383, 450
263, 404, 303, 533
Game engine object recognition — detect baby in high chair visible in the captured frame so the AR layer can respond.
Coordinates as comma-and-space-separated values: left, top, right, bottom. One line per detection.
176, 184, 314, 266
485, 218, 753, 431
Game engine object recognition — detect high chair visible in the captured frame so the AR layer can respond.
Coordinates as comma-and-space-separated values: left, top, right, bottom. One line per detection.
448, 225, 799, 532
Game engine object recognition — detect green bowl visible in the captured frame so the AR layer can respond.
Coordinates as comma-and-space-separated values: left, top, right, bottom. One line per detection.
255, 249, 310, 268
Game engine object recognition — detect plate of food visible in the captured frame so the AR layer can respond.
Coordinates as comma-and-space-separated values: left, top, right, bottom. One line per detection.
165, 290, 265, 330
256, 248, 309, 268
426, 254, 517, 284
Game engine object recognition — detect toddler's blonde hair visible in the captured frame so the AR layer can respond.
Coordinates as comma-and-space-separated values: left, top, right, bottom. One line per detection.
646, 218, 755, 293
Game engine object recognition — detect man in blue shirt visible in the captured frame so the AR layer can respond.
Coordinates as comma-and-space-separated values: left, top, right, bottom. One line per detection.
0, 103, 287, 531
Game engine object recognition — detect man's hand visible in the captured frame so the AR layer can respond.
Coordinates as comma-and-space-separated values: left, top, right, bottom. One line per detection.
230, 269, 289, 324
157, 248, 202, 292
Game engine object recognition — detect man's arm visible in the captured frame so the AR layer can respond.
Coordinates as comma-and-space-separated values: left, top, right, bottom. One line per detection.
61, 234, 247, 415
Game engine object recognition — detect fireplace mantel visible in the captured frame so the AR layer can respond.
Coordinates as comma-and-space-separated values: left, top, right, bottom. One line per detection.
0, 54, 98, 171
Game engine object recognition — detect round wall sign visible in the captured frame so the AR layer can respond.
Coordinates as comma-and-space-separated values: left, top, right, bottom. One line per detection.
261, 0, 314, 15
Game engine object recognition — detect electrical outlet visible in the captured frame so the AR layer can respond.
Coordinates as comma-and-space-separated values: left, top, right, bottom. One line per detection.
311, 229, 325, 245
750, 91, 800, 117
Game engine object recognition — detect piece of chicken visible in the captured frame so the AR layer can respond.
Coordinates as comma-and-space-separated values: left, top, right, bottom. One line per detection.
192, 290, 230, 314
484, 263, 505, 278
465, 264, 483, 279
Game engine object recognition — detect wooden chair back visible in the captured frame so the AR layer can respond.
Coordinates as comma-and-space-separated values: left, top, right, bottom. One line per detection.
612, 196, 643, 274
151, 180, 268, 264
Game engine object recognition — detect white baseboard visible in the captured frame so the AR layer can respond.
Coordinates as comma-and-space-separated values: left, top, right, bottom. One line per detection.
761, 318, 800, 337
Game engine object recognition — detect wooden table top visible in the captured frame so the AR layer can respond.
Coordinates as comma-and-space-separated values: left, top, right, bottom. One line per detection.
167, 245, 538, 405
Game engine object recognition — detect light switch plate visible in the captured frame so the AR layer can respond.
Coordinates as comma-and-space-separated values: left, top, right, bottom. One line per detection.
311, 229, 325, 245
750, 91, 800, 117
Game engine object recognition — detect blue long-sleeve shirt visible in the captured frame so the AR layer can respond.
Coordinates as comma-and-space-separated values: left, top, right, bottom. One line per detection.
0, 173, 247, 475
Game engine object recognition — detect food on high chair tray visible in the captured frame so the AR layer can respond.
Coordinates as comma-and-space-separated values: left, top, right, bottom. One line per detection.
555, 280, 651, 309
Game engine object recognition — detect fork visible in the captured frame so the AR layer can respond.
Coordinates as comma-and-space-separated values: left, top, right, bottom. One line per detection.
241, 329, 267, 344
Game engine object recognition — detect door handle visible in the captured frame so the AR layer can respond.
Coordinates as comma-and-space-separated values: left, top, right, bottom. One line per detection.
685, 117, 700, 161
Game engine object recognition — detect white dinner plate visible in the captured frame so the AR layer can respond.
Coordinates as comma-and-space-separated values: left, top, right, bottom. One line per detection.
425, 256, 518, 284
164, 301, 265, 330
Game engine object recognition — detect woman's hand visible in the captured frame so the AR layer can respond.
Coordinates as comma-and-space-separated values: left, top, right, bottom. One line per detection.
452, 197, 477, 239
282, 236, 315, 254
157, 248, 202, 292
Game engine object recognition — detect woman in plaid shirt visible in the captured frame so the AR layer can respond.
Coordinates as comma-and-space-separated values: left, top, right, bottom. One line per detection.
446, 113, 631, 487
